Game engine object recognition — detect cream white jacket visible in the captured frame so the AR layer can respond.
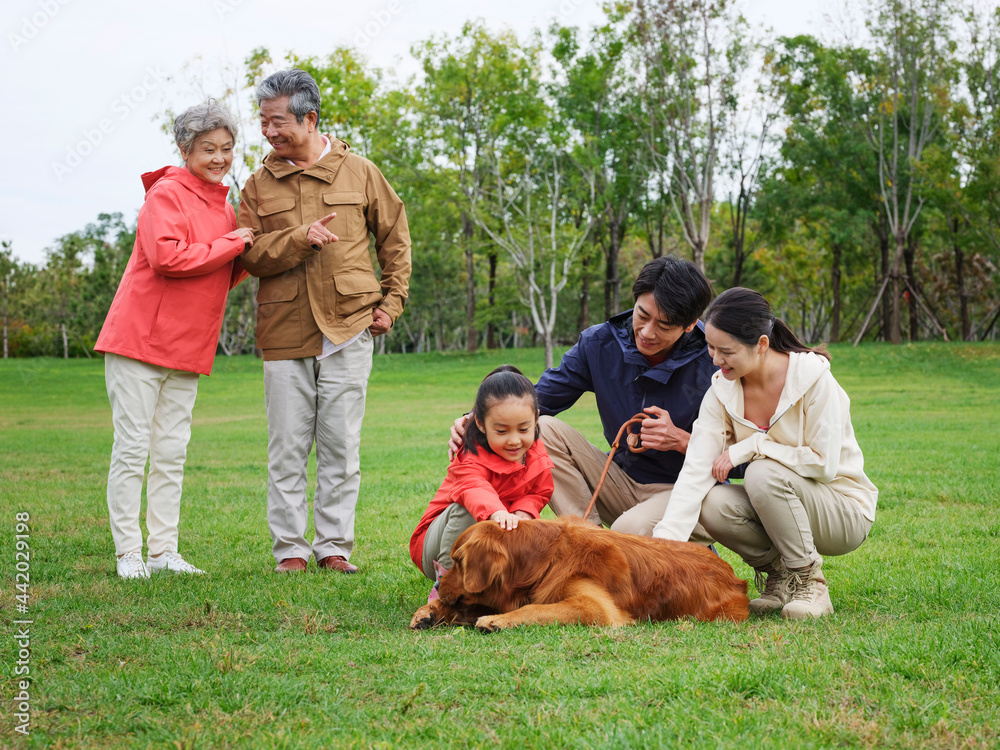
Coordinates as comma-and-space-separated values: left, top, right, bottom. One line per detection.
652, 351, 878, 541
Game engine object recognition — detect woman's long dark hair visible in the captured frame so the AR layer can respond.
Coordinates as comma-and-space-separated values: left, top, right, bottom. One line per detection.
705, 287, 831, 362
463, 365, 540, 455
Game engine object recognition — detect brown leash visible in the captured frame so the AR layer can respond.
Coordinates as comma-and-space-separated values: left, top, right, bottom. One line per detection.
581, 413, 649, 521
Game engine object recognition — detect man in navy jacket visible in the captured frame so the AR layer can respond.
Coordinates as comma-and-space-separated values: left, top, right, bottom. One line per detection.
535, 256, 716, 538
451, 256, 716, 540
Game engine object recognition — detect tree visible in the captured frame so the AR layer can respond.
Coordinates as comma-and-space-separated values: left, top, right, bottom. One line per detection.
764, 36, 883, 343
462, 34, 598, 367
413, 23, 537, 352
0, 241, 23, 358
551, 16, 646, 319
632, 0, 749, 271
858, 0, 958, 344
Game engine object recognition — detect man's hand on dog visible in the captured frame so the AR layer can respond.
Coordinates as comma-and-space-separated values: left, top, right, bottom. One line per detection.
448, 413, 471, 461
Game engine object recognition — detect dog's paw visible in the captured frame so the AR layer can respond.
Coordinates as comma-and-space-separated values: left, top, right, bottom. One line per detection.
474, 614, 505, 633
409, 604, 438, 630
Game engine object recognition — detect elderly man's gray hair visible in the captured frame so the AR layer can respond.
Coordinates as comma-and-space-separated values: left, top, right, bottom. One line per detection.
173, 100, 239, 154
256, 69, 321, 123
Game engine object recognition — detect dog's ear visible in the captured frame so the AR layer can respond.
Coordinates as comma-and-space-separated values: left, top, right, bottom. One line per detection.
453, 531, 509, 594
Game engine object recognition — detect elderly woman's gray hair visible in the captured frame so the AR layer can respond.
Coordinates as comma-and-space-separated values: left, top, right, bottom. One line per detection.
173, 100, 239, 155
256, 69, 321, 123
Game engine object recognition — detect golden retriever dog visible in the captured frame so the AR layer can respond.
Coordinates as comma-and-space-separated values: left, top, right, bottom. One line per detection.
410, 517, 749, 631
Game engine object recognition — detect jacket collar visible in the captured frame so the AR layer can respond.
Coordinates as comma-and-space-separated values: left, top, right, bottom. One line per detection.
609, 309, 709, 382
457, 439, 553, 475
261, 136, 351, 183
141, 165, 232, 206
712, 350, 831, 420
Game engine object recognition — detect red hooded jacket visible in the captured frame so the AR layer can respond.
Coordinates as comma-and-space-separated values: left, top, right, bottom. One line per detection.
409, 439, 554, 570
95, 166, 248, 375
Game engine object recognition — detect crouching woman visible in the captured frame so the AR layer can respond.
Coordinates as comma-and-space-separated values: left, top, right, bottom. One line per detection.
652, 287, 877, 619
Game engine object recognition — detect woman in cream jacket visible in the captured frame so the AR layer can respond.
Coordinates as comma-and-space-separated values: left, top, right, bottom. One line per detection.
652, 287, 877, 619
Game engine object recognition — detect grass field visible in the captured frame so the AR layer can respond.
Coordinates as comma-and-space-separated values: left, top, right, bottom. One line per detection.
1, 343, 998, 749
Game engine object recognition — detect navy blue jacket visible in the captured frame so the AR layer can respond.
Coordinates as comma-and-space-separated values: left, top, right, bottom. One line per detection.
535, 310, 717, 486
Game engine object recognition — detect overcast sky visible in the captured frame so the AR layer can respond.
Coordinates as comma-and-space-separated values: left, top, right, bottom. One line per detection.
2, 0, 833, 266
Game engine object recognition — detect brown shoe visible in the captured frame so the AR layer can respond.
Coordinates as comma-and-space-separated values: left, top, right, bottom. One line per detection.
317, 555, 358, 574
275, 557, 308, 573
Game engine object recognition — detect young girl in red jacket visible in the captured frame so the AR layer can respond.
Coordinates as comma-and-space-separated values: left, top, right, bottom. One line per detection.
409, 366, 554, 601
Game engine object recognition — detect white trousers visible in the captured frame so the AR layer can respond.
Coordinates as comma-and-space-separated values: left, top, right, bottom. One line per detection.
105, 353, 200, 556
263, 331, 373, 562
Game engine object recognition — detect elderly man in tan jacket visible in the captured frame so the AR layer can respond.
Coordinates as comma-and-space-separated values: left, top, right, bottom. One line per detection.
239, 69, 411, 574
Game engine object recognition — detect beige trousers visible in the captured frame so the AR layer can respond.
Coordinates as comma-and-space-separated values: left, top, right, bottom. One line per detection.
539, 416, 712, 544
263, 331, 373, 563
105, 353, 200, 556
699, 458, 872, 570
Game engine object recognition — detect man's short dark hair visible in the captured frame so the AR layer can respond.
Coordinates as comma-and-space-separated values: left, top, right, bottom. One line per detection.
631, 256, 713, 327
256, 69, 321, 124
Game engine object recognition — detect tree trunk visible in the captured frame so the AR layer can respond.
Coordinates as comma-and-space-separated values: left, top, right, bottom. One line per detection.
61, 322, 69, 359
952, 217, 970, 341
462, 212, 477, 353
577, 252, 590, 334
905, 234, 919, 342
487, 251, 498, 349
889, 233, 904, 345
3, 314, 7, 358
882, 235, 899, 343
604, 222, 621, 320
830, 243, 842, 343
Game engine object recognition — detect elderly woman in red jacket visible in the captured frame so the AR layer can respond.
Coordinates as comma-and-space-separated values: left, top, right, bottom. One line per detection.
95, 101, 254, 579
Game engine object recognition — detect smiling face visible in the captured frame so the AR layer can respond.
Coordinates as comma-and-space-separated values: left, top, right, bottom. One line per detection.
705, 323, 765, 380
632, 292, 697, 359
476, 395, 537, 464
181, 128, 234, 184
259, 96, 317, 162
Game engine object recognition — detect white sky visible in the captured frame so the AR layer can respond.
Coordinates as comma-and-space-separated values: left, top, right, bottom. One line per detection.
2, 0, 832, 266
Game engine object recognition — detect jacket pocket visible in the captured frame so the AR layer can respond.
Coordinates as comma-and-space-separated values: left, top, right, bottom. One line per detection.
257, 197, 297, 232
323, 191, 366, 242
257, 274, 301, 349
335, 273, 382, 326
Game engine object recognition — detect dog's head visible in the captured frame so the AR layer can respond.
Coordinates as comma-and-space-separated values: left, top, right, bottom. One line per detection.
438, 522, 510, 605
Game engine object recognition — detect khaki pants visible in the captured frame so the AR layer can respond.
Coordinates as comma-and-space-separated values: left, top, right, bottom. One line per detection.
263, 331, 373, 563
105, 353, 200, 556
699, 458, 872, 570
539, 416, 712, 544
420, 503, 476, 580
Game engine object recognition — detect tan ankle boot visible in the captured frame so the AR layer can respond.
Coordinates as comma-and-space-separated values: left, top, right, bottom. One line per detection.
750, 559, 795, 614
781, 561, 834, 619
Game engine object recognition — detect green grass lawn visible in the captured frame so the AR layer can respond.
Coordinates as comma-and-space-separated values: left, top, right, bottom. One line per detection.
1, 343, 998, 749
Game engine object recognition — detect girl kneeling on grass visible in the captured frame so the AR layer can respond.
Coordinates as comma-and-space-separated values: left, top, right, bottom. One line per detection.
652, 287, 878, 619
409, 365, 554, 602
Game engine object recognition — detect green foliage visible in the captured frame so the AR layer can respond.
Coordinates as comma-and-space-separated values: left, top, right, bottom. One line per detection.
1, 344, 998, 747
6, 3, 1000, 357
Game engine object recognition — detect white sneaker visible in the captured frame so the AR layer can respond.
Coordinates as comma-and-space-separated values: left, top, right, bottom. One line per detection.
147, 551, 205, 575
117, 551, 150, 579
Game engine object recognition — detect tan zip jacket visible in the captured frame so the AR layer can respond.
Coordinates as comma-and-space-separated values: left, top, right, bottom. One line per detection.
653, 351, 878, 541
238, 137, 411, 360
